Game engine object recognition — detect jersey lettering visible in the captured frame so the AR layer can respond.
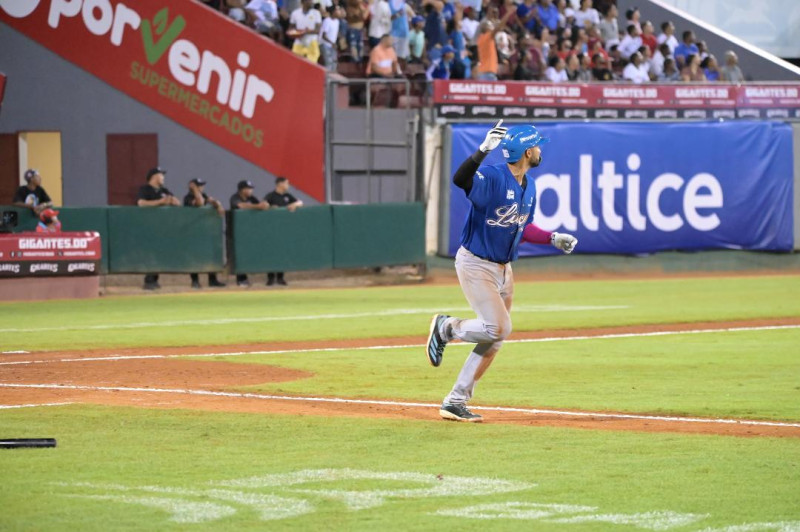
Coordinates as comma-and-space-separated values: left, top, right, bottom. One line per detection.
486, 203, 529, 228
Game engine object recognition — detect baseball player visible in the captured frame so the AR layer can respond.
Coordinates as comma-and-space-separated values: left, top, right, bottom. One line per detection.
426, 120, 578, 422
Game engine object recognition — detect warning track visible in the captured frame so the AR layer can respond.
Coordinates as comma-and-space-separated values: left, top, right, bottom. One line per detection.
1, 318, 799, 438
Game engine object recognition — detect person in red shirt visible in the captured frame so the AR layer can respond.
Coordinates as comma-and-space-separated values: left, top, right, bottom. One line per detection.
640, 20, 658, 55
36, 208, 61, 233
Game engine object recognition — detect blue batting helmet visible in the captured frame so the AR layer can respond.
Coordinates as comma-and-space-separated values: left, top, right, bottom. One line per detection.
500, 125, 550, 163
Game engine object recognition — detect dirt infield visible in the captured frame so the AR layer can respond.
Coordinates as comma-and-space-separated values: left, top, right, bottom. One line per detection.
2, 318, 799, 439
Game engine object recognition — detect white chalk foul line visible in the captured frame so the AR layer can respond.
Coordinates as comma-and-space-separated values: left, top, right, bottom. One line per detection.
0, 402, 73, 409
1, 324, 798, 367
0, 305, 629, 334
0, 383, 798, 429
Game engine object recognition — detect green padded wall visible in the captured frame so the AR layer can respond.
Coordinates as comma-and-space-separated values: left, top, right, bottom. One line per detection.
0, 206, 39, 232
232, 206, 333, 273
332, 203, 425, 268
108, 207, 224, 273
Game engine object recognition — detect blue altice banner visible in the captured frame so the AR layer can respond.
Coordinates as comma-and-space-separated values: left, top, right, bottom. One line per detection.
448, 121, 794, 256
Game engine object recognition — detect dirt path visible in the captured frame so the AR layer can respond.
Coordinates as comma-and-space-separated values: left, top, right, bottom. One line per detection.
2, 318, 799, 438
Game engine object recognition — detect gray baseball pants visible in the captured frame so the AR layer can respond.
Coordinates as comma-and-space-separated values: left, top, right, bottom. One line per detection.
442, 246, 514, 405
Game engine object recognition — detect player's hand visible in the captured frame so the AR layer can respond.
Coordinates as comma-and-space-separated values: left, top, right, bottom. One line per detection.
479, 119, 508, 153
551, 232, 578, 254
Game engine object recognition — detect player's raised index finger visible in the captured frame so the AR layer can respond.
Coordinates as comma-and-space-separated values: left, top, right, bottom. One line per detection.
493, 119, 504, 130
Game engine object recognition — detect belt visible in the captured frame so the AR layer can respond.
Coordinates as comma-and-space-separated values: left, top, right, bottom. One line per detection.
463, 247, 509, 265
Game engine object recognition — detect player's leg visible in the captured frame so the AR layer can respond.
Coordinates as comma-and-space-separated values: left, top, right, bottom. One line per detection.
442, 273, 513, 414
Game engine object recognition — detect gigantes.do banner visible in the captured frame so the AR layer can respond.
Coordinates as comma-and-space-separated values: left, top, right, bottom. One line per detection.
0, 232, 102, 276
448, 122, 794, 256
0, 0, 326, 200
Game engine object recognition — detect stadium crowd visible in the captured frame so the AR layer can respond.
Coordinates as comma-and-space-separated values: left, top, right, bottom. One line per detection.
198, 0, 745, 84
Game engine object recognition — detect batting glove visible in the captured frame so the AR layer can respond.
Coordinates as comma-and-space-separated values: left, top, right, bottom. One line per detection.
479, 119, 508, 153
551, 232, 578, 254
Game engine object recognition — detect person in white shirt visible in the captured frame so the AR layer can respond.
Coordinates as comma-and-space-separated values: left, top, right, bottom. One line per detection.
545, 56, 568, 82
320, 5, 342, 71
574, 0, 599, 29
656, 21, 679, 54
650, 42, 670, 79
618, 24, 642, 59
596, 4, 618, 48
623, 51, 650, 83
461, 7, 479, 45
290, 0, 322, 63
368, 0, 392, 48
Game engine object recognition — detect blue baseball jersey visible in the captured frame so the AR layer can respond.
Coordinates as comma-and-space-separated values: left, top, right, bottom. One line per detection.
459, 163, 537, 263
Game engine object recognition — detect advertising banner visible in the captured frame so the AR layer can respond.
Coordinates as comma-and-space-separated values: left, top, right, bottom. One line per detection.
0, 231, 102, 276
434, 81, 800, 120
0, 0, 326, 200
448, 122, 794, 256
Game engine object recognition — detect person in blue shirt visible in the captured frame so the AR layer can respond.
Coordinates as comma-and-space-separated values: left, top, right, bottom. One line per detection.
389, 0, 411, 62
673, 30, 699, 67
423, 0, 447, 50
425, 121, 578, 422
426, 44, 456, 79
537, 0, 560, 32
516, 0, 540, 34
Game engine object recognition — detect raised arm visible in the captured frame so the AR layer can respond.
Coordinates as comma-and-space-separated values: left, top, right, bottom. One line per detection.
453, 120, 508, 193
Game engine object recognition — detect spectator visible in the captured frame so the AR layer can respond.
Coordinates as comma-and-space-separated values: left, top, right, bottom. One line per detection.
650, 42, 670, 79
657, 21, 678, 54
184, 178, 226, 289
622, 51, 649, 83
516, 0, 540, 34
538, 0, 560, 32
618, 24, 642, 60
596, 3, 618, 47
625, 6, 641, 33
226, 0, 248, 24
13, 169, 53, 215
574, 0, 599, 29
572, 26, 589, 55
588, 37, 608, 66
544, 55, 567, 82
673, 30, 698, 67
264, 177, 303, 286
513, 49, 538, 80
36, 208, 61, 233
345, 0, 368, 62
640, 21, 657, 55
461, 7, 479, 45
512, 33, 544, 80
696, 40, 709, 61
495, 28, 514, 64
426, 44, 456, 79
368, 0, 392, 48
720, 50, 744, 82
320, 6, 342, 71
289, 0, 322, 64
474, 6, 514, 81
681, 53, 707, 82
575, 52, 593, 81
447, 16, 466, 56
591, 53, 613, 81
408, 15, 426, 62
658, 57, 680, 81
137, 167, 181, 290
389, 0, 413, 63
702, 54, 720, 81
554, 37, 573, 60
367, 34, 402, 76
244, 0, 281, 39
423, 0, 447, 50
230, 180, 269, 287
540, 26, 551, 58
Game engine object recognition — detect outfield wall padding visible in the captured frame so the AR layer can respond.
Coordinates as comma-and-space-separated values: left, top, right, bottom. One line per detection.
232, 207, 334, 273
332, 203, 426, 268
107, 207, 225, 273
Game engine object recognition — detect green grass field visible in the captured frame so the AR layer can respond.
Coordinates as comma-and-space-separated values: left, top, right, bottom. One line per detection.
1, 274, 799, 531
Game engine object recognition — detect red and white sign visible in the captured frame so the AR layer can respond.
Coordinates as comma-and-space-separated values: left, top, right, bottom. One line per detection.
0, 231, 102, 276
0, 0, 326, 200
434, 80, 800, 119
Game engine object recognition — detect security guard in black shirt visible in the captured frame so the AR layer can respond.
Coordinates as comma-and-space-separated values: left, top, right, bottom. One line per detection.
184, 178, 226, 289
264, 177, 304, 286
137, 167, 180, 290
230, 180, 269, 287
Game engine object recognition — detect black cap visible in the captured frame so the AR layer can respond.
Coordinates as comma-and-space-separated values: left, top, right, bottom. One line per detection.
24, 169, 40, 182
146, 167, 167, 180
237, 180, 255, 190
190, 178, 207, 186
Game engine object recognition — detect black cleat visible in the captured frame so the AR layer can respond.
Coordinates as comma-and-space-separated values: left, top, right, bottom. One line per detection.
439, 403, 483, 423
426, 314, 450, 367
191, 280, 202, 289
209, 280, 226, 288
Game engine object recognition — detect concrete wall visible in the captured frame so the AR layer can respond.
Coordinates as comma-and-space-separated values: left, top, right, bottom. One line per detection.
0, 23, 315, 207
616, 0, 800, 81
